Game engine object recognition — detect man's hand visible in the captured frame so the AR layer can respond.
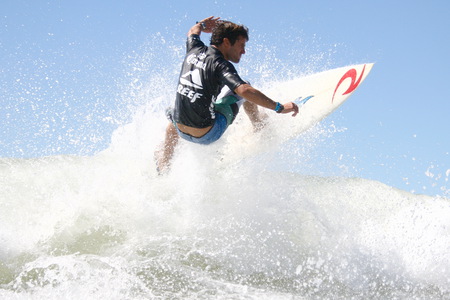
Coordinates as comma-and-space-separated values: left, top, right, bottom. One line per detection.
280, 102, 299, 117
188, 16, 220, 36
200, 16, 221, 33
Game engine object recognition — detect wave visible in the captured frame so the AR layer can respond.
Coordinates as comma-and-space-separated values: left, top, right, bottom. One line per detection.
1, 34, 448, 297
1, 106, 449, 299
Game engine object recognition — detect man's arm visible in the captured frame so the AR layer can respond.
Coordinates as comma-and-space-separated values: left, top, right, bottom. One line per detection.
235, 83, 299, 116
187, 16, 221, 36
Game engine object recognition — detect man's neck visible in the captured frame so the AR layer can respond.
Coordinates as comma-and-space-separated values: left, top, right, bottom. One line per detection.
211, 44, 228, 60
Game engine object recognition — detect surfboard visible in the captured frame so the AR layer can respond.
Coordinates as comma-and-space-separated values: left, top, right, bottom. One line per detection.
221, 63, 374, 160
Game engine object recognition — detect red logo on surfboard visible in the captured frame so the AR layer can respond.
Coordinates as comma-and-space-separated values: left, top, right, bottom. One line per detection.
332, 64, 366, 103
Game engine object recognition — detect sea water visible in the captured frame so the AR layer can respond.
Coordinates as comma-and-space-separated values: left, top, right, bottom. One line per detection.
1, 103, 449, 299
1, 36, 449, 299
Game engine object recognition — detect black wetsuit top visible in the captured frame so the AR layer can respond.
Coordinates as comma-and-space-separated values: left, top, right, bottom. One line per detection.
173, 34, 246, 128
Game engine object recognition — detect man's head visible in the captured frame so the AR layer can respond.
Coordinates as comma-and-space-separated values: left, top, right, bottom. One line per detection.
210, 21, 249, 63
210, 21, 249, 46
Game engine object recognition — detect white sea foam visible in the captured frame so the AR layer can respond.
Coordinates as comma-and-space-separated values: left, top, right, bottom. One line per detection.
1, 103, 449, 299
1, 35, 449, 299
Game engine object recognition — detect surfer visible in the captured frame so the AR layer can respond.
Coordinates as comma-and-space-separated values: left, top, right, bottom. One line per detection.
156, 16, 299, 172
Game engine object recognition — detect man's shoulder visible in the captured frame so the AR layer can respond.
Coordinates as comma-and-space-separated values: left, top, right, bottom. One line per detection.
205, 47, 230, 67
212, 54, 237, 72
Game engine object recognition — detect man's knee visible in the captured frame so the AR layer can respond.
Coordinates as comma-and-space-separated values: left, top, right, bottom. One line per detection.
165, 123, 179, 145
243, 100, 258, 112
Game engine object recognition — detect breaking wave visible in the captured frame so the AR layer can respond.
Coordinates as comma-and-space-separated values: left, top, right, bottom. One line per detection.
1, 33, 449, 299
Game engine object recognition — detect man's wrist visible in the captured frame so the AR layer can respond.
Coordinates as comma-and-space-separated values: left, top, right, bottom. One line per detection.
196, 21, 206, 31
275, 102, 284, 113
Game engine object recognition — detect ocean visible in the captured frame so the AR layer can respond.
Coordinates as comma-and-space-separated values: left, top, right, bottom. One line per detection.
1, 98, 449, 299
1, 31, 449, 298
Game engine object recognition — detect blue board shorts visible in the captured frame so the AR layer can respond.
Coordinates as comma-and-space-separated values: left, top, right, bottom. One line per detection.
175, 112, 228, 145
167, 86, 244, 145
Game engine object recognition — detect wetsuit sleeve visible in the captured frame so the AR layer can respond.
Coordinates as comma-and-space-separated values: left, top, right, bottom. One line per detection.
186, 34, 205, 52
216, 60, 246, 92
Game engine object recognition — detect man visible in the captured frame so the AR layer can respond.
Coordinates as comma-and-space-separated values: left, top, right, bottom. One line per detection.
156, 16, 299, 172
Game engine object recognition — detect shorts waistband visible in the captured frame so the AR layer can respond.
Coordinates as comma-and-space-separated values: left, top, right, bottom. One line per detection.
175, 113, 228, 145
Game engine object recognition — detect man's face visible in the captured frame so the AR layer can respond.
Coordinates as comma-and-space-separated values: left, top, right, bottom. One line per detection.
226, 36, 247, 63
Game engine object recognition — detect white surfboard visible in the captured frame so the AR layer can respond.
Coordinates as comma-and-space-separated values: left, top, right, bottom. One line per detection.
221, 63, 374, 160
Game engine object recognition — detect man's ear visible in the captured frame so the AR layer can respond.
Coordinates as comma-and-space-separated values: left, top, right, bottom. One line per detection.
222, 38, 231, 47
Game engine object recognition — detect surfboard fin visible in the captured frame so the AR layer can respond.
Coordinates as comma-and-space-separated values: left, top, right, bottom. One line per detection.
295, 95, 314, 107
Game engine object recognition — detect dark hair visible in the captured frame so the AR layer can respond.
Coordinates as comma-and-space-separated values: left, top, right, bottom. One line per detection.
210, 21, 249, 46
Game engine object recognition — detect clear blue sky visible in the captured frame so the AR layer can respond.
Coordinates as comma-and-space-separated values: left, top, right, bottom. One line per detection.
1, 0, 449, 196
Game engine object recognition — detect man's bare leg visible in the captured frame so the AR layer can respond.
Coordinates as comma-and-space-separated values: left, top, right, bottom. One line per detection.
155, 122, 179, 173
243, 101, 268, 131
